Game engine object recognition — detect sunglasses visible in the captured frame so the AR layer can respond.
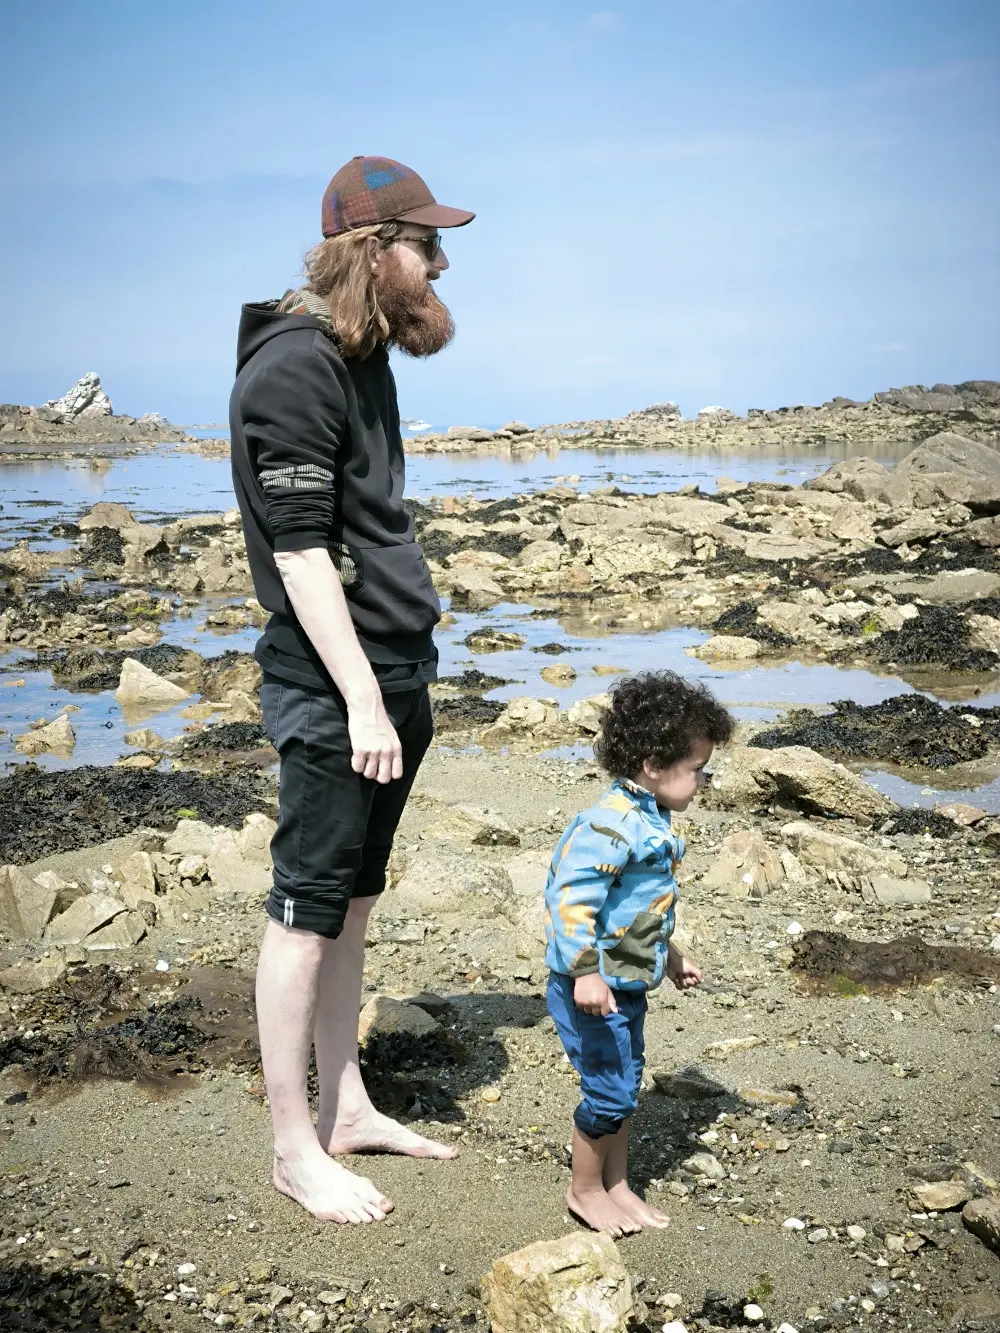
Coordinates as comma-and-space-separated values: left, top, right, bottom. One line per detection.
397, 232, 443, 261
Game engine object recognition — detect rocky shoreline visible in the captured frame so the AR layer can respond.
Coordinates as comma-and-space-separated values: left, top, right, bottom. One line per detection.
403, 380, 1000, 456
1, 411, 1000, 1330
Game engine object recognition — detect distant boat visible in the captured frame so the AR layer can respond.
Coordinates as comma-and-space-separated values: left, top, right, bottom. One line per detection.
401, 418, 433, 433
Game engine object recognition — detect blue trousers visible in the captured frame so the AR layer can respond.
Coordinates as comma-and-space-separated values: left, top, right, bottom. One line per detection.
547, 971, 647, 1139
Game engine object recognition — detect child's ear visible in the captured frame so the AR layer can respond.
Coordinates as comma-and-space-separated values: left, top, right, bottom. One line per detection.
642, 758, 660, 780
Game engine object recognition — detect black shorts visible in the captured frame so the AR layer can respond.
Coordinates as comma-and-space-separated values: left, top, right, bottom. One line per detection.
260, 672, 433, 939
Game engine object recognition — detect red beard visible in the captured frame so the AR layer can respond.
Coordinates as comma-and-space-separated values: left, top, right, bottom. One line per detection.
374, 249, 455, 358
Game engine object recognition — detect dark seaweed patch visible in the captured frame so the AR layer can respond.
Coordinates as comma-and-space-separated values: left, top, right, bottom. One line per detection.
712, 599, 794, 648
862, 604, 1000, 672
754, 695, 1000, 768
0, 764, 275, 862
432, 696, 506, 730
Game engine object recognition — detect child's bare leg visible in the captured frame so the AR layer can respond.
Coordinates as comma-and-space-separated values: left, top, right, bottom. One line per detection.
603, 1121, 669, 1228
566, 1126, 641, 1237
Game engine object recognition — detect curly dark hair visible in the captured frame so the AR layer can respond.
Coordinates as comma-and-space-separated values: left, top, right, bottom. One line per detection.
593, 670, 735, 779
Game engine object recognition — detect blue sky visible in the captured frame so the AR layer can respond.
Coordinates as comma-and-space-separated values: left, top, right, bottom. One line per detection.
0, 0, 997, 426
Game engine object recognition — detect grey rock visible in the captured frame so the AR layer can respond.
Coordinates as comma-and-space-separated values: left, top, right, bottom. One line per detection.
42, 372, 113, 421
46, 892, 126, 945
863, 875, 932, 906
0, 864, 58, 941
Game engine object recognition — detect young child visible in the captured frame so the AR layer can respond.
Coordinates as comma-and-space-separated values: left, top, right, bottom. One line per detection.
543, 669, 734, 1236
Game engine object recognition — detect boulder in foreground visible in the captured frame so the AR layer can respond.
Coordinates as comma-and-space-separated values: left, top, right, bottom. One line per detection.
116, 657, 191, 707
481, 1231, 646, 1332
711, 744, 895, 822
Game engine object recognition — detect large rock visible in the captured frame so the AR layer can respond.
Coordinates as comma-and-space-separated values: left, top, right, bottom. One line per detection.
116, 658, 190, 707
14, 712, 76, 757
702, 830, 783, 898
566, 694, 610, 735
206, 828, 272, 898
0, 864, 58, 940
84, 910, 147, 951
164, 818, 217, 856
0, 953, 67, 994
693, 635, 760, 661
781, 822, 907, 878
422, 805, 521, 847
809, 457, 911, 507
42, 372, 113, 421
46, 892, 126, 946
79, 501, 137, 530
963, 1198, 1000, 1255
711, 745, 895, 821
118, 851, 158, 912
481, 1232, 646, 1332
357, 995, 440, 1046
862, 874, 932, 907
448, 567, 505, 611
388, 849, 515, 922
895, 432, 1000, 507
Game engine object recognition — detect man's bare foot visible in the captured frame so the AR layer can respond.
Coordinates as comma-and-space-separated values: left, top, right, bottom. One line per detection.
319, 1108, 459, 1160
566, 1186, 642, 1238
272, 1148, 393, 1223
607, 1180, 670, 1228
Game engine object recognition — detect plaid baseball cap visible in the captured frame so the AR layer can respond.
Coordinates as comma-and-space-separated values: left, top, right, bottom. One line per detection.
321, 156, 475, 238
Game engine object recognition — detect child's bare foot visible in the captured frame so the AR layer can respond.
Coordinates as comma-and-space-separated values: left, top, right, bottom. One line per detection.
318, 1108, 459, 1160
607, 1180, 670, 1228
566, 1185, 642, 1237
272, 1148, 393, 1223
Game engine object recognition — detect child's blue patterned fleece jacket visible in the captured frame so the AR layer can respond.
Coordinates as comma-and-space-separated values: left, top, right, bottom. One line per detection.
543, 777, 684, 993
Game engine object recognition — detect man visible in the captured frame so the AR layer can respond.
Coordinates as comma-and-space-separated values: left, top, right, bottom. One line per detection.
230, 156, 474, 1223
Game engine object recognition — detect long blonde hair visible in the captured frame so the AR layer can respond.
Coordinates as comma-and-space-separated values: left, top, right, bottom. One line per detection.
302, 222, 403, 359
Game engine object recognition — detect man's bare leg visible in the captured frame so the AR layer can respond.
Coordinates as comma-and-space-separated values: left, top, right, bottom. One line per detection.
565, 1126, 641, 1237
602, 1122, 669, 1228
256, 918, 394, 1222
314, 895, 458, 1160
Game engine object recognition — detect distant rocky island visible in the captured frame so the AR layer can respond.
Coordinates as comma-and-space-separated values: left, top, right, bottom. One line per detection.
408, 379, 1000, 454
0, 373, 186, 453
2, 373, 998, 458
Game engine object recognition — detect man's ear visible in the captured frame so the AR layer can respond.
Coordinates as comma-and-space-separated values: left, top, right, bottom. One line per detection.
366, 235, 380, 274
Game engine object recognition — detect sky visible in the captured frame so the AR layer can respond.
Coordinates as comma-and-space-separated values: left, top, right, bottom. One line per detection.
0, 0, 997, 428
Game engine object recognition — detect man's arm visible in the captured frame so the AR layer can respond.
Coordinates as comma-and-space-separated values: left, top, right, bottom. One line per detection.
274, 548, 401, 784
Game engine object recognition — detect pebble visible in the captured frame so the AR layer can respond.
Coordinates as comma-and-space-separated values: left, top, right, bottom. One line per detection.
481, 1087, 502, 1103
777, 1326, 799, 1333
807, 1227, 829, 1243
743, 1304, 765, 1322
660, 1292, 683, 1308
176, 1262, 196, 1276
846, 1224, 867, 1241
786, 921, 802, 935
783, 1217, 806, 1230
870, 1280, 891, 1299
661, 1323, 688, 1333
860, 1299, 876, 1313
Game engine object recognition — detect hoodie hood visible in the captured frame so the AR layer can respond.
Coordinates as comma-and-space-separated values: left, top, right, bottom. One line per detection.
235, 300, 329, 374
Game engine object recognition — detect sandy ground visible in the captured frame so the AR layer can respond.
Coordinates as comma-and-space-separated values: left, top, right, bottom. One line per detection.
2, 748, 999, 1332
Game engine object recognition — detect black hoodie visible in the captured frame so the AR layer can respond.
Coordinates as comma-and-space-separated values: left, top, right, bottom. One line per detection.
229, 301, 440, 690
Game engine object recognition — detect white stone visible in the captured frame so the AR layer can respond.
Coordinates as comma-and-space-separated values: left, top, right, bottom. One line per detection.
14, 712, 75, 756
782, 1217, 806, 1229
846, 1224, 867, 1241
42, 372, 113, 420
743, 1306, 765, 1324
116, 658, 190, 707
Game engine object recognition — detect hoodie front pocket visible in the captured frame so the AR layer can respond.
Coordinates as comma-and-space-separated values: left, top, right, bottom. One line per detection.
601, 911, 664, 984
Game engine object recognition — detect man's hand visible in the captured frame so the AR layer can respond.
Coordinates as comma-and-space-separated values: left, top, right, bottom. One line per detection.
348, 701, 403, 784
666, 942, 703, 991
574, 972, 618, 1016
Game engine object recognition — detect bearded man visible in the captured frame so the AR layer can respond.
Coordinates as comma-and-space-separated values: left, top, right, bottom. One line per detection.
230, 157, 473, 1223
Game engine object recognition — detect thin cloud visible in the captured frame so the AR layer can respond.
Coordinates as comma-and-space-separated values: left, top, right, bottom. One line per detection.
583, 11, 622, 34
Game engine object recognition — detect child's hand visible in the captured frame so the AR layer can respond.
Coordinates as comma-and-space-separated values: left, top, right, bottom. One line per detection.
574, 973, 618, 1016
667, 943, 703, 991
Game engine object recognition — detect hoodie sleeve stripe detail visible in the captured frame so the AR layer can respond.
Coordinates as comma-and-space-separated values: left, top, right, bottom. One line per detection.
260, 463, 334, 492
